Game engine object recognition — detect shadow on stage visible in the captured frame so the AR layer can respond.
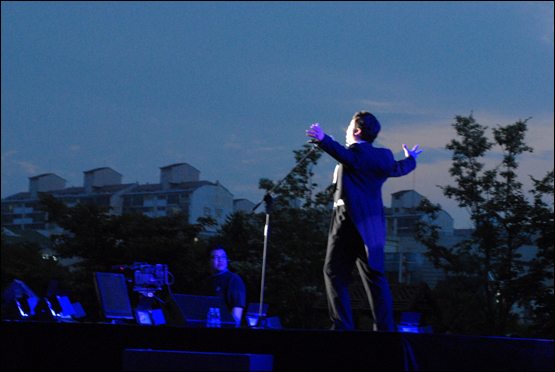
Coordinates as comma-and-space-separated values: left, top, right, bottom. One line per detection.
1, 319, 553, 371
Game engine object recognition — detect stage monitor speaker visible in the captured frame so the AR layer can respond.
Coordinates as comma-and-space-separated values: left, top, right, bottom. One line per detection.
94, 272, 134, 320
2, 298, 35, 320
397, 312, 423, 333
163, 294, 236, 328
71, 302, 87, 319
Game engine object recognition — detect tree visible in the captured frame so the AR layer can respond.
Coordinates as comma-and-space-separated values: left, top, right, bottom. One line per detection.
524, 170, 554, 338
1, 229, 72, 300
35, 193, 213, 321
415, 114, 554, 338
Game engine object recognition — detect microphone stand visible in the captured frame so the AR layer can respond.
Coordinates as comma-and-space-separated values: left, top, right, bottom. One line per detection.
251, 141, 320, 328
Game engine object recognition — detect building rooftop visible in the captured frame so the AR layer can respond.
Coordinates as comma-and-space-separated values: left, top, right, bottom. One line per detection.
83, 167, 123, 176
28, 173, 67, 181
391, 189, 415, 197
131, 180, 216, 193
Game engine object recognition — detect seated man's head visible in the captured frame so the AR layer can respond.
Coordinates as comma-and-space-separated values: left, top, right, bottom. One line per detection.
208, 244, 229, 275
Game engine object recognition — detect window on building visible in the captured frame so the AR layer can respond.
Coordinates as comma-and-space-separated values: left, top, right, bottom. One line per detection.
1, 203, 17, 213
168, 194, 179, 205
167, 206, 180, 215
64, 197, 78, 205
27, 223, 46, 230
132, 195, 143, 206
387, 219, 394, 234
203, 207, 212, 216
215, 208, 222, 218
398, 217, 417, 229
1, 215, 14, 224
98, 196, 110, 206
386, 271, 400, 284
33, 213, 46, 222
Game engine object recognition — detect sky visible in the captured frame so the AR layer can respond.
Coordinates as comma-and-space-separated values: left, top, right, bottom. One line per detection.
2, 1, 554, 229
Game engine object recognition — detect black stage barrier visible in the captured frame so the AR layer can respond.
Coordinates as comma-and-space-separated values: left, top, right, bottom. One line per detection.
122, 349, 273, 371
1, 320, 553, 371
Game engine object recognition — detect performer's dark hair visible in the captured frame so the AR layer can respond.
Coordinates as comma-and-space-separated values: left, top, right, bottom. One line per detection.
353, 111, 380, 143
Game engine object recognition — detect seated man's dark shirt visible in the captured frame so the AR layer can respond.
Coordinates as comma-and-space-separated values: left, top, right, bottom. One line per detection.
202, 270, 246, 311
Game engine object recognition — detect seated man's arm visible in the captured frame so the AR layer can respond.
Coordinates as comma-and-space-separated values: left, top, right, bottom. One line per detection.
231, 307, 243, 327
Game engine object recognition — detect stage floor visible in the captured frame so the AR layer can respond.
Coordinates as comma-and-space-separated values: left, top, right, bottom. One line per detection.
1, 320, 553, 371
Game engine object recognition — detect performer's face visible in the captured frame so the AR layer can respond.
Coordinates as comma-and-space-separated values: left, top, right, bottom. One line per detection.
346, 120, 360, 145
210, 248, 228, 274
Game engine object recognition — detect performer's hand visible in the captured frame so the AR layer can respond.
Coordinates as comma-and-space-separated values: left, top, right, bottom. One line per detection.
306, 123, 325, 141
403, 144, 422, 159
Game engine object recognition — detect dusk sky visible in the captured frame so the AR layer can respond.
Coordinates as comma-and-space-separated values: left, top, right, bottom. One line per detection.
2, 1, 554, 228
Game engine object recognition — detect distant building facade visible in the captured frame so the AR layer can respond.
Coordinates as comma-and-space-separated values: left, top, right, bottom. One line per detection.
1, 164, 250, 235
384, 190, 473, 288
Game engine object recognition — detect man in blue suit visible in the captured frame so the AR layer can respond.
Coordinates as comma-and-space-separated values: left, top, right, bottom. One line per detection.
306, 111, 422, 331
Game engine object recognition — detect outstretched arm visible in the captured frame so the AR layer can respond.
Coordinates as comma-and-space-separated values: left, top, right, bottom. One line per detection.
306, 123, 359, 168
389, 144, 421, 177
306, 123, 325, 141
403, 144, 422, 159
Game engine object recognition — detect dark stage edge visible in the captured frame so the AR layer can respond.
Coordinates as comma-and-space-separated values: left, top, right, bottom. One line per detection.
1, 320, 553, 371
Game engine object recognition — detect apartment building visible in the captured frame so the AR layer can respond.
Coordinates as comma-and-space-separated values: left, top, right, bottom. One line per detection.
1, 163, 246, 235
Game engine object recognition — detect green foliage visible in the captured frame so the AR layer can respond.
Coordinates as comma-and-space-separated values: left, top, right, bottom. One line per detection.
1, 230, 72, 298
415, 114, 554, 338
31, 194, 214, 321
523, 170, 555, 339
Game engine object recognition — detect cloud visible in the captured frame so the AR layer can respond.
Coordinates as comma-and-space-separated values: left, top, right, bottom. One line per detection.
15, 161, 41, 175
531, 150, 555, 164
376, 110, 554, 161
69, 145, 81, 151
241, 159, 258, 164
1, 151, 42, 175
516, 1, 554, 46
357, 99, 441, 116
223, 134, 244, 150
224, 142, 243, 150
537, 1, 554, 45
377, 119, 455, 150
246, 145, 288, 153
1, 151, 18, 162
469, 111, 554, 154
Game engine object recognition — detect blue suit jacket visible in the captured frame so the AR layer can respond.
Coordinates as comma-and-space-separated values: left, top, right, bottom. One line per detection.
319, 134, 416, 272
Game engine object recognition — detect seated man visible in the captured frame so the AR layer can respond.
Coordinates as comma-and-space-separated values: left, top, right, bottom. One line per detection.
202, 244, 246, 327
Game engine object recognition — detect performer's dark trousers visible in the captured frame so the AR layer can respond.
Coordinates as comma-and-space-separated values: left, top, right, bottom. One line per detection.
323, 205, 395, 331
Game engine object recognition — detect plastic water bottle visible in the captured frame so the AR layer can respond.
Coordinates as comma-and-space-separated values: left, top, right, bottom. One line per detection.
207, 307, 214, 328
214, 308, 221, 328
